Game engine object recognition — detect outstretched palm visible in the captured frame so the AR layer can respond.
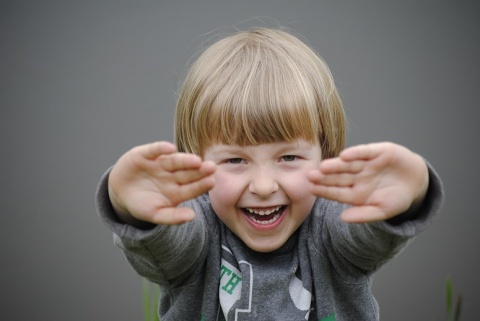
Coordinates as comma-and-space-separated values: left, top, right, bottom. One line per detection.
308, 142, 428, 223
108, 141, 216, 226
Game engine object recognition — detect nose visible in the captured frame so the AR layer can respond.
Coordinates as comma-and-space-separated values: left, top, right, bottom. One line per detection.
248, 168, 279, 197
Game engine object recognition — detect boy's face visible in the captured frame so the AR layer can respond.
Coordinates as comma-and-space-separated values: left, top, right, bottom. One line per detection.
204, 139, 322, 252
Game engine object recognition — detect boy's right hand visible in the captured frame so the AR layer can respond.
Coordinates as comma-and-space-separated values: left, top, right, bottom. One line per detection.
108, 141, 216, 227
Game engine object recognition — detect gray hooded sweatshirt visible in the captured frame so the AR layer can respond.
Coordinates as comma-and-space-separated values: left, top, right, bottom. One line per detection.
96, 165, 443, 321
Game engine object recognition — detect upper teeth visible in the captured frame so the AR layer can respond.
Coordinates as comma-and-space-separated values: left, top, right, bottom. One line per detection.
246, 206, 282, 215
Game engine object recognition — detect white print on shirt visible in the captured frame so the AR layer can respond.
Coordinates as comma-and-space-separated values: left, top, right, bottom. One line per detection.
289, 275, 313, 320
219, 258, 242, 315
219, 245, 253, 321
219, 245, 314, 320
233, 261, 252, 320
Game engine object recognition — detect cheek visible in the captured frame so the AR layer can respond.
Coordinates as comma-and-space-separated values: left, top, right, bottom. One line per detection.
285, 178, 316, 221
282, 171, 315, 201
208, 172, 242, 212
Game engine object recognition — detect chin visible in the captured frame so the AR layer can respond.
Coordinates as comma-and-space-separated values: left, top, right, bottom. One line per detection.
244, 238, 286, 253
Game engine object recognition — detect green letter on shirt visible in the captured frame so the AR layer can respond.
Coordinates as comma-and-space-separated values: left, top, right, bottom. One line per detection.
220, 264, 242, 295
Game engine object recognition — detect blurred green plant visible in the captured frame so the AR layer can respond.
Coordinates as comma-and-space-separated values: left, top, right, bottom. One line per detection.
142, 276, 463, 320
445, 276, 462, 321
143, 278, 160, 321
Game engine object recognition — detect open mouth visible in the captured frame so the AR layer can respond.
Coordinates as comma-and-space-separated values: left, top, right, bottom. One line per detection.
242, 205, 286, 225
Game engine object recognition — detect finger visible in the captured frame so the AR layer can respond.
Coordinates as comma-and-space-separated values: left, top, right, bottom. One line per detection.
158, 153, 203, 172
136, 141, 178, 160
340, 206, 390, 223
308, 171, 356, 187
172, 162, 216, 185
150, 207, 196, 225
171, 175, 216, 203
309, 184, 356, 204
319, 159, 365, 174
339, 143, 383, 162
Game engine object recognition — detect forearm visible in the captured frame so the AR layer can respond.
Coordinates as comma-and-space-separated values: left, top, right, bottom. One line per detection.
96, 168, 210, 282
320, 161, 444, 274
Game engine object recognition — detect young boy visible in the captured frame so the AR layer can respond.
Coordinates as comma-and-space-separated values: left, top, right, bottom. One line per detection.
96, 28, 444, 320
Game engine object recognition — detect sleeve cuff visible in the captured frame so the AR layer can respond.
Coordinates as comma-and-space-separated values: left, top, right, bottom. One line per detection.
378, 161, 445, 238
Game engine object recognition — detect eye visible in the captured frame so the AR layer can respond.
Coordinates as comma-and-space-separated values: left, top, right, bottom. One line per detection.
280, 155, 298, 162
225, 158, 245, 164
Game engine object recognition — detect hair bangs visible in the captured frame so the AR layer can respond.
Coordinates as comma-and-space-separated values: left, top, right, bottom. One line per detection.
175, 28, 345, 158
196, 45, 321, 151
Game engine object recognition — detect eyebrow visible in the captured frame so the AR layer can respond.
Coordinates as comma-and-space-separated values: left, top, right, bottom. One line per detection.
209, 145, 247, 156
210, 141, 312, 155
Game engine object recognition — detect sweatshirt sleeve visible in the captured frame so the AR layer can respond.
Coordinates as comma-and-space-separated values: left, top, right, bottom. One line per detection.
95, 168, 211, 285
318, 162, 444, 279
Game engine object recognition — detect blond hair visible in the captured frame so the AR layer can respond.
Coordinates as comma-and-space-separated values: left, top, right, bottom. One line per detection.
175, 28, 345, 159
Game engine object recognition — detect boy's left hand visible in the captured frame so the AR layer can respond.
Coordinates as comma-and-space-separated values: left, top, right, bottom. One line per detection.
308, 142, 429, 223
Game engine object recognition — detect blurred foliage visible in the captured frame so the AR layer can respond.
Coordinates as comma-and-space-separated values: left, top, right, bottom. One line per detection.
142, 276, 463, 320
143, 279, 159, 321
446, 276, 462, 321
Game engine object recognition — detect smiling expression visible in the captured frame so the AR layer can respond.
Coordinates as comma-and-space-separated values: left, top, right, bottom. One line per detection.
204, 139, 322, 252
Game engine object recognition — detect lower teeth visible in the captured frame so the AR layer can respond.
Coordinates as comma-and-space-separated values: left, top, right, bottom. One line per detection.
249, 212, 281, 225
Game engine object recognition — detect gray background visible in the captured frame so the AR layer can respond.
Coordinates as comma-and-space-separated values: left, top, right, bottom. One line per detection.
1, 0, 479, 320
